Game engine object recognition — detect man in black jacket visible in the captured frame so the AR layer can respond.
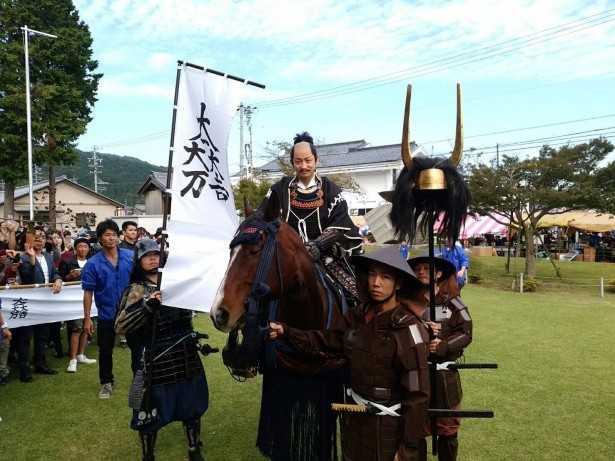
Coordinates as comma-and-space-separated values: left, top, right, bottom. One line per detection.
18, 228, 63, 377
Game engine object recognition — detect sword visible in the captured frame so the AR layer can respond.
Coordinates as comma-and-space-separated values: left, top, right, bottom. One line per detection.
428, 409, 494, 418
332, 403, 495, 419
435, 362, 498, 371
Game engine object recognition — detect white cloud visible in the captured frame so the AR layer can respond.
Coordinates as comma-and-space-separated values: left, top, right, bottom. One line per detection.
99, 77, 173, 98
79, 0, 615, 96
147, 52, 173, 71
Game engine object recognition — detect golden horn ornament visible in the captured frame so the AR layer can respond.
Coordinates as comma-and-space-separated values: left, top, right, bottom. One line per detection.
401, 84, 413, 169
451, 82, 464, 166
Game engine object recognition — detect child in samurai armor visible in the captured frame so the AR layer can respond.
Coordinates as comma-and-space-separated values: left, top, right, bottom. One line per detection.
408, 256, 473, 461
269, 245, 431, 461
115, 239, 209, 461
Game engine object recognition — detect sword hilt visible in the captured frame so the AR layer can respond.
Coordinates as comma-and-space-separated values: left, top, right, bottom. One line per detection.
331, 403, 375, 414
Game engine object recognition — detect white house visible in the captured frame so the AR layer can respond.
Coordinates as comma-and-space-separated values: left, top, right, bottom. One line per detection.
0, 176, 123, 229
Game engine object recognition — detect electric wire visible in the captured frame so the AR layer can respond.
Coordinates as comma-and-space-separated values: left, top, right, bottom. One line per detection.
255, 10, 615, 107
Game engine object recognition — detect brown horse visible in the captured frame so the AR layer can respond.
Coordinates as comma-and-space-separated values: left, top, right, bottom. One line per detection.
210, 211, 347, 461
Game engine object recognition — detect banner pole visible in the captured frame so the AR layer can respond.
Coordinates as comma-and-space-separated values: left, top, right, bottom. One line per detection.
428, 210, 439, 455
157, 62, 183, 290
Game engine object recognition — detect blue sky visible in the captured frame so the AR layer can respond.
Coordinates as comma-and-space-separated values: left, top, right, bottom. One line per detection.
73, 0, 615, 172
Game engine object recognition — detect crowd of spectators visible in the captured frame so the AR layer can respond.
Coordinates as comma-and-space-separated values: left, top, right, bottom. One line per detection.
0, 218, 151, 389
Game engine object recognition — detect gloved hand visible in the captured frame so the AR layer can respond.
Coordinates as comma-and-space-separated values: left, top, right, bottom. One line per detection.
305, 241, 320, 261
144, 291, 162, 312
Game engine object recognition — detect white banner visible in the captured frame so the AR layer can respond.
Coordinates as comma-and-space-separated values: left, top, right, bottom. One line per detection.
0, 285, 97, 328
161, 64, 244, 312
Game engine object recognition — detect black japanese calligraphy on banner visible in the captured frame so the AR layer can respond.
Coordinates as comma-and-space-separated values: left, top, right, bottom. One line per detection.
180, 102, 229, 201
9, 297, 29, 320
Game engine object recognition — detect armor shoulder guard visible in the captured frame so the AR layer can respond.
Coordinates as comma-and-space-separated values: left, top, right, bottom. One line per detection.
126, 283, 147, 307
390, 306, 417, 330
448, 296, 467, 311
449, 296, 472, 324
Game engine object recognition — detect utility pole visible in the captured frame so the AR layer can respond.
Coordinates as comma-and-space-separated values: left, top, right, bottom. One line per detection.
89, 146, 107, 193
238, 104, 244, 179
244, 105, 255, 179
496, 143, 500, 167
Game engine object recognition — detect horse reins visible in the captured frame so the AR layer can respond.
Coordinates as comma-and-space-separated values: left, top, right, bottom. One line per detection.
228, 219, 283, 372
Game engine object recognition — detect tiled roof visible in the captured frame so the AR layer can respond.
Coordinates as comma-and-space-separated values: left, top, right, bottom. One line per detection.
257, 141, 415, 173
0, 176, 122, 206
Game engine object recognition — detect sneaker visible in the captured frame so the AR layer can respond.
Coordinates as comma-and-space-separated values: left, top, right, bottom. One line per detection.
98, 383, 113, 399
66, 359, 77, 373
77, 354, 97, 364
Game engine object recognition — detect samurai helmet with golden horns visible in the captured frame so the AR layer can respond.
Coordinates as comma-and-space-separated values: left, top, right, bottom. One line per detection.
401, 83, 464, 189
388, 83, 470, 245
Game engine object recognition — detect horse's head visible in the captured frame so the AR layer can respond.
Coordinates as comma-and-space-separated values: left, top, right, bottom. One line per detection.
210, 212, 310, 332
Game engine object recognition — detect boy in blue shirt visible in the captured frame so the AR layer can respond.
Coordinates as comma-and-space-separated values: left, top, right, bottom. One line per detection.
82, 219, 133, 399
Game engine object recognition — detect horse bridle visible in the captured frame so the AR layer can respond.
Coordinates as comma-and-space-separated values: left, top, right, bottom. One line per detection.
223, 219, 284, 378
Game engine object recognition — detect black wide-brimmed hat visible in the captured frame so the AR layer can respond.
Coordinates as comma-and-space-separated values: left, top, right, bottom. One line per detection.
407, 255, 456, 281
352, 245, 422, 291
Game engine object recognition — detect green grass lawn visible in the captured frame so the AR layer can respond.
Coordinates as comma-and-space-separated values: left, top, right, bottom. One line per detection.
468, 255, 615, 293
1, 286, 614, 460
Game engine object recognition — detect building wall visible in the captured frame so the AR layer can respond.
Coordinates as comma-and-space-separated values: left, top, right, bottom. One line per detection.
144, 189, 164, 215
4, 182, 119, 228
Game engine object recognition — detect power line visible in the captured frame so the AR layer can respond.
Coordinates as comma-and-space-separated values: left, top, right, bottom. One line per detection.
457, 129, 615, 159
257, 10, 615, 107
420, 113, 615, 146
83, 9, 615, 150
463, 126, 615, 153
255, 9, 615, 108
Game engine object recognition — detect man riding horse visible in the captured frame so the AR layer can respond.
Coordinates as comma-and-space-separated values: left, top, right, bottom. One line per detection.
258, 131, 363, 300
212, 132, 361, 461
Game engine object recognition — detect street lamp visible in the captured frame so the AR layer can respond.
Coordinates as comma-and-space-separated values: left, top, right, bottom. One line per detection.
21, 25, 57, 221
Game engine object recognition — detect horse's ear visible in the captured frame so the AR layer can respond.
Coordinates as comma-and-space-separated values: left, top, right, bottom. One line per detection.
243, 196, 254, 218
263, 201, 280, 222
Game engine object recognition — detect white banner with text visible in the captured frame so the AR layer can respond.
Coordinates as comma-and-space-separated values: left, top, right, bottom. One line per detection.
161, 65, 243, 312
1, 284, 97, 328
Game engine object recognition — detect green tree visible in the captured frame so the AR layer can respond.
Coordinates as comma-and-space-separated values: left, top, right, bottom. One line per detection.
233, 178, 272, 216
595, 160, 615, 214
0, 0, 101, 224
468, 138, 613, 278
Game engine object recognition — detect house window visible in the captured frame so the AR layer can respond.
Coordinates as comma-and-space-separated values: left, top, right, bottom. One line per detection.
392, 169, 399, 186
75, 212, 96, 228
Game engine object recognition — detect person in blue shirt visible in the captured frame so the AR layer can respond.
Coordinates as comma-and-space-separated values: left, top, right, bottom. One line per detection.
82, 219, 133, 399
438, 241, 470, 289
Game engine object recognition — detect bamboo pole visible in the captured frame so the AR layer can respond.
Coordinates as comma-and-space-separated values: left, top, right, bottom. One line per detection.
0, 281, 80, 291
